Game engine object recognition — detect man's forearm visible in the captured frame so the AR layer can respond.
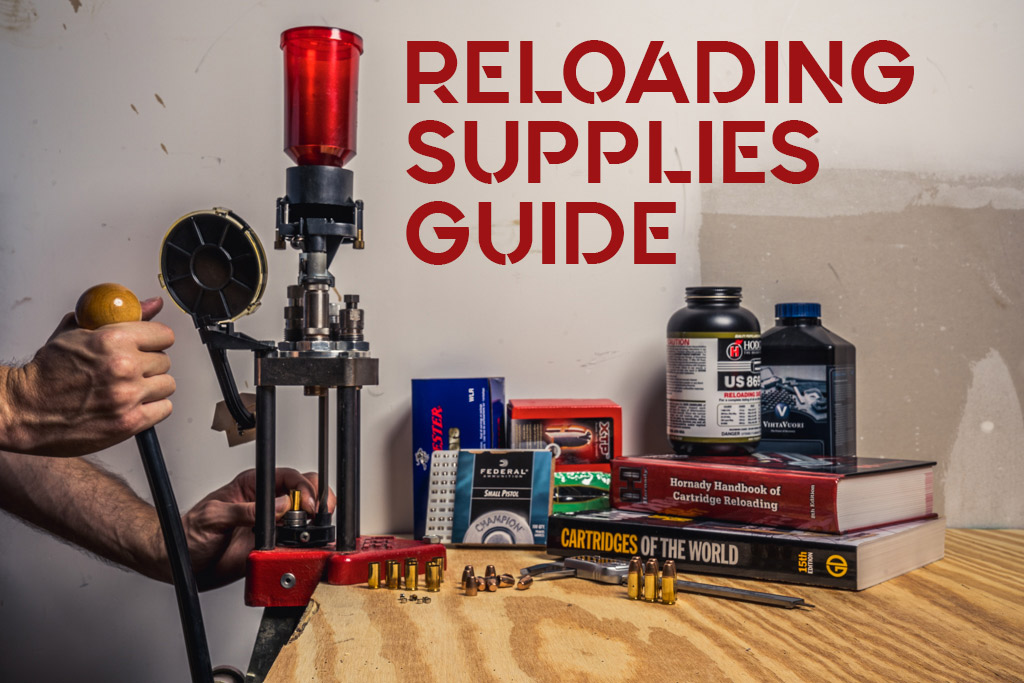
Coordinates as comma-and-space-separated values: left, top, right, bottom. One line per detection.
0, 365, 24, 452
0, 450, 169, 582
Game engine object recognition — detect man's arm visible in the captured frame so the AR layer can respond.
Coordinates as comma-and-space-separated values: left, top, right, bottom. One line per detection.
0, 451, 166, 579
0, 297, 176, 457
0, 450, 333, 590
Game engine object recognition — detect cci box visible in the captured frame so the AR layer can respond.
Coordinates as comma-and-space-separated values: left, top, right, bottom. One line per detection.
412, 377, 505, 539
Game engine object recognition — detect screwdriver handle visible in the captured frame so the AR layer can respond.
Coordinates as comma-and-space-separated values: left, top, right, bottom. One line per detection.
74, 284, 214, 683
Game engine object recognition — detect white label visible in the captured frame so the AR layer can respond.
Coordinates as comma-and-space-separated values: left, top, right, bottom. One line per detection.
667, 335, 761, 441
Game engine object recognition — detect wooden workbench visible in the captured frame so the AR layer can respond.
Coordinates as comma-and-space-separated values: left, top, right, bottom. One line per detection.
265, 529, 1023, 682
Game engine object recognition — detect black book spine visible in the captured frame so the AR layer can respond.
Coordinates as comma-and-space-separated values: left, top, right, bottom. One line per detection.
547, 515, 860, 589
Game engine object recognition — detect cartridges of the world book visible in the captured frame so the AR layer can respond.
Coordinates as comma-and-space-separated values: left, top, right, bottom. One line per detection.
547, 509, 945, 590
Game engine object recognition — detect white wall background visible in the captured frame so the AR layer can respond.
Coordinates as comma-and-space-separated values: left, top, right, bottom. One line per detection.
0, 1, 1020, 681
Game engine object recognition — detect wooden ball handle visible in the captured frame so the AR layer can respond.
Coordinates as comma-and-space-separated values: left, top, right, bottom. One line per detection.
74, 283, 142, 330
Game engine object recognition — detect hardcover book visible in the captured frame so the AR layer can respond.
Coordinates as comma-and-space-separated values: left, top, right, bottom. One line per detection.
612, 453, 935, 533
547, 509, 946, 590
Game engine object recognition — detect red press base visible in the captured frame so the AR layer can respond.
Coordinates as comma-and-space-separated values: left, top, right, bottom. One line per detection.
245, 536, 448, 607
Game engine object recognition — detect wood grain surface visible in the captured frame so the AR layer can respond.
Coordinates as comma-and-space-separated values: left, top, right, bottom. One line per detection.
265, 529, 1024, 682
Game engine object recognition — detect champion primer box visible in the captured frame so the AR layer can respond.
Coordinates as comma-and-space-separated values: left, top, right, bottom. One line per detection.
412, 377, 505, 539
509, 398, 621, 471
451, 449, 554, 546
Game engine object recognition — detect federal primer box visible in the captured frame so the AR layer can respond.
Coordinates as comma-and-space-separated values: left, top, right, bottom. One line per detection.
451, 449, 554, 546
412, 378, 505, 539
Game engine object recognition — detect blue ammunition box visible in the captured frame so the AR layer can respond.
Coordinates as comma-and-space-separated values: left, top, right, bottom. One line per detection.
411, 377, 505, 539
451, 449, 554, 546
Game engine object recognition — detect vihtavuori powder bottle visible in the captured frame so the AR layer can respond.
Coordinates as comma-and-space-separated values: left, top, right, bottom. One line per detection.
760, 302, 856, 459
666, 287, 761, 456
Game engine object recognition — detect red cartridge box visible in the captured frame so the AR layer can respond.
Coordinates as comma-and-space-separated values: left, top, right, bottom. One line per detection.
509, 398, 622, 472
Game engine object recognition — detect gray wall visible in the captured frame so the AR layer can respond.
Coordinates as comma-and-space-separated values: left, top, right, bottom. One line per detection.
701, 171, 1023, 526
0, 1, 1020, 682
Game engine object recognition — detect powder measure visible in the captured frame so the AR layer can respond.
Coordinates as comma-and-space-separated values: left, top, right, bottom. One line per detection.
159, 208, 268, 324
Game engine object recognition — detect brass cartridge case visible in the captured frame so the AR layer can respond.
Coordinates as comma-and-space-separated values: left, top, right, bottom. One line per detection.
426, 562, 442, 592
661, 560, 677, 605
367, 561, 381, 590
405, 559, 419, 592
627, 557, 642, 600
386, 560, 401, 590
643, 558, 659, 602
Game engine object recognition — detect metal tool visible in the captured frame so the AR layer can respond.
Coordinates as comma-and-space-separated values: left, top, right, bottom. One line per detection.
154, 27, 447, 682
157, 27, 450, 584
520, 556, 814, 609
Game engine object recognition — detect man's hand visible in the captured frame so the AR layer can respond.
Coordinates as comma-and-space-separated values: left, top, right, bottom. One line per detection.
0, 297, 175, 457
178, 468, 338, 591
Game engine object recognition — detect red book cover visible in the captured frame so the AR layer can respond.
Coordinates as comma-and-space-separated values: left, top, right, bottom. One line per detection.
612, 454, 935, 533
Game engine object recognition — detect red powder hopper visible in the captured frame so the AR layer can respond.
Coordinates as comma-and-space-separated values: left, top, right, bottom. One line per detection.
281, 26, 364, 167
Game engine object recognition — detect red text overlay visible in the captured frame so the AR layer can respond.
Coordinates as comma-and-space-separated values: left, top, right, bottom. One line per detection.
405, 39, 913, 265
